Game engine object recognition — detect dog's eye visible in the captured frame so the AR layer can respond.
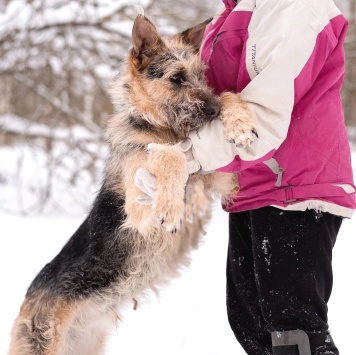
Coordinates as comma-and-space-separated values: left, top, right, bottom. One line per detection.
170, 74, 185, 86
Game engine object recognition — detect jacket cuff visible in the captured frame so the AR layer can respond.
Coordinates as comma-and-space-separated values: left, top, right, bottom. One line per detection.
188, 120, 238, 172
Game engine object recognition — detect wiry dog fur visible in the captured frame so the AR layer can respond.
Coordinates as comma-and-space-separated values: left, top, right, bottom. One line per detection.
9, 15, 256, 355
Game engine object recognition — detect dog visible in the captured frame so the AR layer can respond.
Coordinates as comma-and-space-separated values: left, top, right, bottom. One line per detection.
9, 15, 256, 355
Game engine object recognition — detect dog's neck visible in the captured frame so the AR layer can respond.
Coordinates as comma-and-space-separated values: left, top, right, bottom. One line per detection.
126, 110, 182, 143
127, 113, 155, 132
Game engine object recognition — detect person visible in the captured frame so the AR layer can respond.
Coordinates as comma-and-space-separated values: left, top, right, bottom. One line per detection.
137, 0, 356, 354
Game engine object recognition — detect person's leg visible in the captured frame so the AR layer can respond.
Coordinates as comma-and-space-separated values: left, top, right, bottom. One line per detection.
227, 211, 273, 355
249, 207, 342, 355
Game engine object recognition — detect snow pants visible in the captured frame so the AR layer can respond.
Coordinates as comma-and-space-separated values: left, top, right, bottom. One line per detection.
226, 206, 343, 355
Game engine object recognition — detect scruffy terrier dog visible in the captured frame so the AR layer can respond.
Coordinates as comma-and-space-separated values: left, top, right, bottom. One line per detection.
9, 15, 256, 355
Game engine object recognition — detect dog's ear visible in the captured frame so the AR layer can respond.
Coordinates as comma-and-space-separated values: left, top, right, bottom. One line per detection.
131, 15, 165, 70
179, 18, 212, 53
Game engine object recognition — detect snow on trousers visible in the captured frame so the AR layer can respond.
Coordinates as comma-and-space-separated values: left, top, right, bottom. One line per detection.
226, 207, 342, 355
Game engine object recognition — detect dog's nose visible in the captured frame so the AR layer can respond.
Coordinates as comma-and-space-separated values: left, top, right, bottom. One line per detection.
204, 102, 220, 119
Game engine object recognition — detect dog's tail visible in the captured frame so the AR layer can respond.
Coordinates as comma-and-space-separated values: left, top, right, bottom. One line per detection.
8, 292, 74, 355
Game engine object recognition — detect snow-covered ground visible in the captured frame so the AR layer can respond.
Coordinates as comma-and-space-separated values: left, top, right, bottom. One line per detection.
1, 153, 355, 354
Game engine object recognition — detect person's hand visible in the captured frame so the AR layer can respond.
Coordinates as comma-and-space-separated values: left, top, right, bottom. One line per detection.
134, 167, 157, 205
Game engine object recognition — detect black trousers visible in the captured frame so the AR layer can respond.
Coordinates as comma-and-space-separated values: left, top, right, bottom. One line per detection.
227, 206, 343, 355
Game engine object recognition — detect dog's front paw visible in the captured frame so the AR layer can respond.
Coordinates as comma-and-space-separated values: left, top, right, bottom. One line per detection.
219, 92, 258, 148
226, 125, 258, 148
154, 195, 185, 233
147, 143, 188, 233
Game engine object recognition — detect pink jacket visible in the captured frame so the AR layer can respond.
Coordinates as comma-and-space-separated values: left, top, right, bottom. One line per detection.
193, 0, 356, 217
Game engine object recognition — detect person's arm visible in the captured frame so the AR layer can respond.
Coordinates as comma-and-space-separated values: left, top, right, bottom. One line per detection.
189, 0, 345, 173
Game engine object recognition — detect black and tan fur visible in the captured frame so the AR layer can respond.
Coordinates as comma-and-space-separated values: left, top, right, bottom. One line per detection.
9, 15, 256, 355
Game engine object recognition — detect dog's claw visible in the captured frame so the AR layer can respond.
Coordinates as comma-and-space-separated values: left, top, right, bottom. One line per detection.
157, 215, 180, 233
231, 129, 258, 148
156, 215, 165, 225
161, 223, 178, 233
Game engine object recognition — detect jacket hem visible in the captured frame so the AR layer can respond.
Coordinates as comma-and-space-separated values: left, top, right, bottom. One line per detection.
270, 200, 355, 218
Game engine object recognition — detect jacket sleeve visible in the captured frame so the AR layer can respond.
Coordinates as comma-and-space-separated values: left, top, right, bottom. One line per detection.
189, 0, 342, 173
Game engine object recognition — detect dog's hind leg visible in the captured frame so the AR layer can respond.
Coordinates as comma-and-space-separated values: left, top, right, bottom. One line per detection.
66, 327, 110, 355
64, 299, 116, 355
8, 293, 75, 355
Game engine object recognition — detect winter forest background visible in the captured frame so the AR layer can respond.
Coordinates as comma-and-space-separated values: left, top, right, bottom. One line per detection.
0, 1, 356, 354
0, 0, 355, 214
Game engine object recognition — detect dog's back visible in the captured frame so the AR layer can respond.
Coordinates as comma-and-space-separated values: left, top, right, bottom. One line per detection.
28, 188, 127, 299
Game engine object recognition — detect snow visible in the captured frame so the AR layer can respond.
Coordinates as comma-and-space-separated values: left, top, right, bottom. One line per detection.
1, 0, 354, 350
0, 154, 356, 354
0, 114, 105, 215
1, 114, 97, 141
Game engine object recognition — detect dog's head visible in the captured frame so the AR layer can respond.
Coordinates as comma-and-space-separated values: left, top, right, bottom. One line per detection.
110, 15, 220, 140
